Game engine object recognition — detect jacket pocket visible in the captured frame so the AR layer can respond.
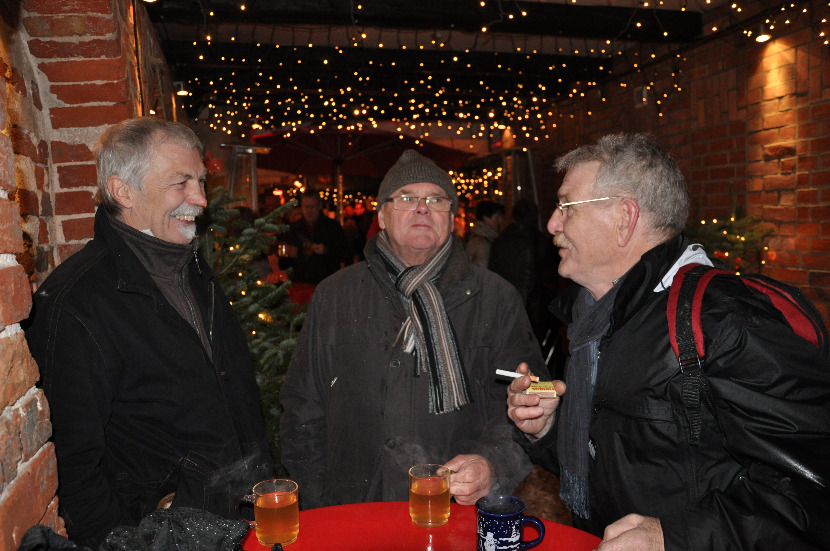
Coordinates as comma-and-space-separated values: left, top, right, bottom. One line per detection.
110, 468, 176, 522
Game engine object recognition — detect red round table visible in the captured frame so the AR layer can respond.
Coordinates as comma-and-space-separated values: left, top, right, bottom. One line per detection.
242, 501, 600, 550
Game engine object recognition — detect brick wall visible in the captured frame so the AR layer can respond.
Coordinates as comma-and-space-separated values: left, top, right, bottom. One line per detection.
529, 1, 830, 325
0, 0, 169, 547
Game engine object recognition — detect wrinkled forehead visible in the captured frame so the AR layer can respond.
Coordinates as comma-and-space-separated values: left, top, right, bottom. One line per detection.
560, 161, 600, 199
393, 182, 449, 198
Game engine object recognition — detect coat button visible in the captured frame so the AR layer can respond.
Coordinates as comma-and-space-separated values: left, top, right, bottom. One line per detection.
390, 359, 400, 368
385, 438, 396, 448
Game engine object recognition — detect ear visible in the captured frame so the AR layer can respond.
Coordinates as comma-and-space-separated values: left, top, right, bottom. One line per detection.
615, 197, 639, 247
106, 175, 136, 210
377, 205, 387, 230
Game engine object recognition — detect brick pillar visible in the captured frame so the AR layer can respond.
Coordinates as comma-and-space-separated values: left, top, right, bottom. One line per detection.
0, 60, 64, 551
1, 0, 161, 546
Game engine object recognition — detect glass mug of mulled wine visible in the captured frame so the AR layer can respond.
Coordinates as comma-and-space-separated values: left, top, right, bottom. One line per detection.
236, 478, 300, 546
408, 463, 452, 527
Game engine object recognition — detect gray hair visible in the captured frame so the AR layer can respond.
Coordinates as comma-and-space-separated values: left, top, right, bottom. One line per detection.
94, 117, 202, 215
555, 133, 689, 237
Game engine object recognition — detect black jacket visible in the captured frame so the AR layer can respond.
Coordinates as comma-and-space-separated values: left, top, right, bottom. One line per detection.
26, 208, 273, 548
524, 236, 830, 550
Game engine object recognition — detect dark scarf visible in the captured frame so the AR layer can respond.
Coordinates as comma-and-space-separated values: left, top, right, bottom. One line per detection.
557, 280, 623, 519
375, 230, 471, 414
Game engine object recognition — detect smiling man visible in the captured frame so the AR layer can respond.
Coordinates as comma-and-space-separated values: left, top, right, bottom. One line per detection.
280, 149, 546, 510
25, 118, 274, 547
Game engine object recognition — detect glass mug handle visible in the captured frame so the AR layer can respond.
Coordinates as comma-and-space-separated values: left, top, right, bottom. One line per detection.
234, 493, 256, 524
519, 515, 545, 550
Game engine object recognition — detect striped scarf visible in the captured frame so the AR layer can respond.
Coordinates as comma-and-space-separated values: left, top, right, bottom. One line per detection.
375, 231, 471, 414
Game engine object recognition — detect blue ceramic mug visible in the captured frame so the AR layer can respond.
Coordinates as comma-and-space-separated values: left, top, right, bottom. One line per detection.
475, 495, 545, 551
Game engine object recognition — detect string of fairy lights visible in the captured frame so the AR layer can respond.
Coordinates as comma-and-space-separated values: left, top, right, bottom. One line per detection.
165, 0, 828, 205
171, 0, 826, 147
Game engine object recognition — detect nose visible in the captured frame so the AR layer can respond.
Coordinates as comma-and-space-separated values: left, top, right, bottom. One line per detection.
188, 179, 207, 206
413, 197, 431, 213
547, 208, 563, 234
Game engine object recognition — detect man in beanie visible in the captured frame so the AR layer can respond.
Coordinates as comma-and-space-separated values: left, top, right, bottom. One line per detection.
280, 149, 547, 509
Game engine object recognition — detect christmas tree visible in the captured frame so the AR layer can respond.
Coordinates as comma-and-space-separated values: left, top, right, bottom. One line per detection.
199, 190, 303, 473
683, 210, 772, 274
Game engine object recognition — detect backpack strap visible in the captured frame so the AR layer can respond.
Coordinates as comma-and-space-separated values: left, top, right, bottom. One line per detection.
667, 264, 722, 445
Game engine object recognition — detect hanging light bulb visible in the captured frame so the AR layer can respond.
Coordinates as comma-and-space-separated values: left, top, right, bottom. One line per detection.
755, 19, 772, 43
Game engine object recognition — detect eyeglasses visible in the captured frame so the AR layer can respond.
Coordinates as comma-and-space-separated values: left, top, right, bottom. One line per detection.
387, 195, 452, 212
556, 196, 623, 216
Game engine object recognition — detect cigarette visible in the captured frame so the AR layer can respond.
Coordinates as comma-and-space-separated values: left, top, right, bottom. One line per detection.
495, 369, 539, 382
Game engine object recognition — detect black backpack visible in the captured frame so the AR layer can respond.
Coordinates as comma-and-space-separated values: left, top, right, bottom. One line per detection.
666, 263, 829, 445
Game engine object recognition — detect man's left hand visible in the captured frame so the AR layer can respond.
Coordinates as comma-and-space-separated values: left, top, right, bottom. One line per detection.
598, 514, 664, 551
442, 454, 494, 506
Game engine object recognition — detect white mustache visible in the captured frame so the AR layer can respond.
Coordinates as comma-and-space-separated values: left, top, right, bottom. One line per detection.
553, 233, 572, 249
171, 205, 203, 218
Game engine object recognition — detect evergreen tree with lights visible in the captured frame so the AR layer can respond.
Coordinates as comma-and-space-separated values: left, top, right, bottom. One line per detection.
199, 190, 303, 473
683, 207, 773, 275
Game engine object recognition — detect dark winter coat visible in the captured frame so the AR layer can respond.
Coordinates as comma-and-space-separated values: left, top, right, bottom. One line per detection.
524, 235, 830, 550
280, 234, 546, 509
25, 208, 273, 548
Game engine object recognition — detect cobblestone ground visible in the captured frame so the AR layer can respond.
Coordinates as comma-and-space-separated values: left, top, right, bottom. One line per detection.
514, 465, 572, 526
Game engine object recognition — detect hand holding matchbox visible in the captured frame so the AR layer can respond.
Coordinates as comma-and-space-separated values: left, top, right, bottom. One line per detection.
523, 380, 558, 398
495, 369, 558, 398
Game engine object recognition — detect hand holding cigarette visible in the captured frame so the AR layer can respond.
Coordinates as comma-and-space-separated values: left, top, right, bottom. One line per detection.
506, 362, 566, 439
495, 369, 539, 382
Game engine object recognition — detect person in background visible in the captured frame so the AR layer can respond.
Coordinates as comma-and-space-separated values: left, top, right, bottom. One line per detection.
341, 201, 362, 264
342, 201, 356, 222
280, 149, 546, 510
465, 199, 505, 267
281, 191, 350, 284
353, 198, 374, 241
489, 199, 564, 375
25, 117, 273, 548
506, 133, 830, 550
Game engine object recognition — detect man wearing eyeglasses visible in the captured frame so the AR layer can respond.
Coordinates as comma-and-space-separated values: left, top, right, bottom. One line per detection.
506, 134, 830, 550
280, 149, 547, 510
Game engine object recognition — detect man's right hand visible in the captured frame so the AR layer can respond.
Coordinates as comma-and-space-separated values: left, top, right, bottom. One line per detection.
506, 362, 566, 439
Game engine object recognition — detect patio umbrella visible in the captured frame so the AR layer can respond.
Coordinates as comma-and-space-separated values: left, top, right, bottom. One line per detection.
251, 128, 474, 214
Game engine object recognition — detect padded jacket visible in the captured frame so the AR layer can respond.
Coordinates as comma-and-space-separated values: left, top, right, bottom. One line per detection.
524, 235, 830, 550
26, 208, 273, 548
280, 234, 546, 509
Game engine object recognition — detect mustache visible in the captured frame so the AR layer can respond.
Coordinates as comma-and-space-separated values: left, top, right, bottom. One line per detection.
170, 205, 204, 217
553, 233, 571, 249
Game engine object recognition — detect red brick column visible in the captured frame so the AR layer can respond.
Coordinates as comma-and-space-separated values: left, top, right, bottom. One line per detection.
0, 53, 64, 551
1, 0, 161, 546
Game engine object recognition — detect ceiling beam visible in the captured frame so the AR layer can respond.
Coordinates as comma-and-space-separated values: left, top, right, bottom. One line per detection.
147, 0, 703, 43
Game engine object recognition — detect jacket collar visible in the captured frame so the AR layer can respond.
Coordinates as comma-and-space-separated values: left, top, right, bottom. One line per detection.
551, 234, 688, 326
94, 207, 202, 296
612, 234, 688, 325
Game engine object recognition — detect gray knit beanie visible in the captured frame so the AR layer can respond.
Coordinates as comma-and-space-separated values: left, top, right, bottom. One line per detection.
377, 149, 458, 213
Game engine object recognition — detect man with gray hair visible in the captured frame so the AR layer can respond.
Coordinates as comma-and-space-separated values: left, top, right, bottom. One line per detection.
280, 149, 546, 509
26, 117, 273, 547
507, 133, 829, 549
